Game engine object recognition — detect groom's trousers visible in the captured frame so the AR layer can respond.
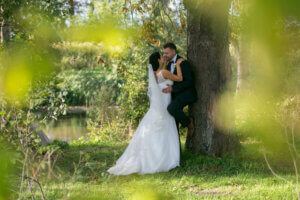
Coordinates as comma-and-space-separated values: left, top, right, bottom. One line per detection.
167, 96, 193, 128
168, 96, 195, 157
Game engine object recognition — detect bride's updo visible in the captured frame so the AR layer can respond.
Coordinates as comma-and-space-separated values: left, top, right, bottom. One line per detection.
149, 52, 161, 71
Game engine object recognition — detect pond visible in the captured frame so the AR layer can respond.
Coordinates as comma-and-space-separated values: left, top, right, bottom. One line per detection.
42, 114, 89, 142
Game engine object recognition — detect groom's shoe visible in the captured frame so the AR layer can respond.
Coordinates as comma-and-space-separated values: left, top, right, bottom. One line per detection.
187, 117, 194, 137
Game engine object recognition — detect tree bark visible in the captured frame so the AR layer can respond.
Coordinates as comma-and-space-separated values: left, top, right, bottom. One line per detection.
185, 0, 241, 156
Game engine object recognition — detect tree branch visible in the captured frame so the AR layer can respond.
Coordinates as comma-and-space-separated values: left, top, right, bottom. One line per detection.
263, 152, 292, 184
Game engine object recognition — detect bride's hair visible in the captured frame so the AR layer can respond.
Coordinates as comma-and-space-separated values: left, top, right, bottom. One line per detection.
149, 52, 160, 71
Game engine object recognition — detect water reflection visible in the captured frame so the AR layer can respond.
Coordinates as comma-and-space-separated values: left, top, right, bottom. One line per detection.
42, 114, 88, 142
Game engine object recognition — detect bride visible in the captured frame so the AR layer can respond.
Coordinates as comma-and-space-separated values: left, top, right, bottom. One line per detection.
107, 52, 184, 175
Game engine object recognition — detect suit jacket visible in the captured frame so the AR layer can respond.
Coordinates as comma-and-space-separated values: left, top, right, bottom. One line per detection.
166, 55, 197, 102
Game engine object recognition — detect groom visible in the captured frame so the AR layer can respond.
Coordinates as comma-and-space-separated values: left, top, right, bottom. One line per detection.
162, 43, 197, 153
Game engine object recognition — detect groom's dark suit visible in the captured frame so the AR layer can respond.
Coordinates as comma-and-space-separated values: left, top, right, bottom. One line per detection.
166, 55, 197, 154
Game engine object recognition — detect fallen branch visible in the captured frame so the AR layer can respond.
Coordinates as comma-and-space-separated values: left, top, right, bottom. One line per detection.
24, 176, 46, 200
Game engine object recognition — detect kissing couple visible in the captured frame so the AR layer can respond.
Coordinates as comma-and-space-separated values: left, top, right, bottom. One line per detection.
108, 42, 197, 175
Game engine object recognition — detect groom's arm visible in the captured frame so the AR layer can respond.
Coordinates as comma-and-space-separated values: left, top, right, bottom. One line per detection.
171, 61, 194, 94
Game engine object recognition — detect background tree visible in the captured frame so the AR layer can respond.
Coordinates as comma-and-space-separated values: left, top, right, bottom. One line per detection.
0, 0, 23, 44
229, 0, 250, 95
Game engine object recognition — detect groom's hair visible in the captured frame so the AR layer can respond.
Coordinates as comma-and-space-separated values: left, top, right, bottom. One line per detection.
163, 42, 177, 52
149, 52, 160, 71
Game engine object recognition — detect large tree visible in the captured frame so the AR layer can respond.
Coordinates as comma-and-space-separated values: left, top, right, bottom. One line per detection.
184, 0, 241, 156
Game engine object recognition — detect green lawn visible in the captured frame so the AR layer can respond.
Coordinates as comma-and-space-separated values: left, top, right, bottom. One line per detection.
30, 137, 297, 200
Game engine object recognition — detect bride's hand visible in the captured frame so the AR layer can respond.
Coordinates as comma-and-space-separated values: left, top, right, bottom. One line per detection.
176, 58, 184, 65
162, 57, 168, 69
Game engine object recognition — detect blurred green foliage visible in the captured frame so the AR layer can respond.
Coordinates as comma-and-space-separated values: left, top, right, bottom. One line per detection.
0, 146, 15, 200
216, 0, 300, 159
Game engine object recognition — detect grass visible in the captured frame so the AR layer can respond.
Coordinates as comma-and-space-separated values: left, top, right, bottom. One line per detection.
29, 137, 298, 200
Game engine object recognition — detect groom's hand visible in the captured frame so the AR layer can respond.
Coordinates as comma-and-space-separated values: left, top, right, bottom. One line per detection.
162, 85, 172, 93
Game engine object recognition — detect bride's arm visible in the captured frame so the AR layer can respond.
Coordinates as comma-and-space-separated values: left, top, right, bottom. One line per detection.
162, 56, 168, 69
161, 58, 184, 82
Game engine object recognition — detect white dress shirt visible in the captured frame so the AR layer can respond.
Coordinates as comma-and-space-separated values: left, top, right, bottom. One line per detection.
170, 54, 177, 74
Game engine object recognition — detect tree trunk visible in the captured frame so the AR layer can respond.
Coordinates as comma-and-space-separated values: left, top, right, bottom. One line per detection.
0, 5, 4, 44
185, 0, 241, 156
231, 39, 242, 95
0, 20, 3, 44
69, 0, 75, 16
232, 35, 250, 95
3, 22, 10, 43
0, 4, 10, 44
88, 0, 95, 17
0, 20, 10, 44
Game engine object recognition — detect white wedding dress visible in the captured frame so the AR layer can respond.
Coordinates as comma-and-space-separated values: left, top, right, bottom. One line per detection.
107, 65, 180, 175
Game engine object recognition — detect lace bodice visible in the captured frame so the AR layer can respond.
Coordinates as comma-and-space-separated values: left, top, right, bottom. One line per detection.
157, 71, 173, 89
